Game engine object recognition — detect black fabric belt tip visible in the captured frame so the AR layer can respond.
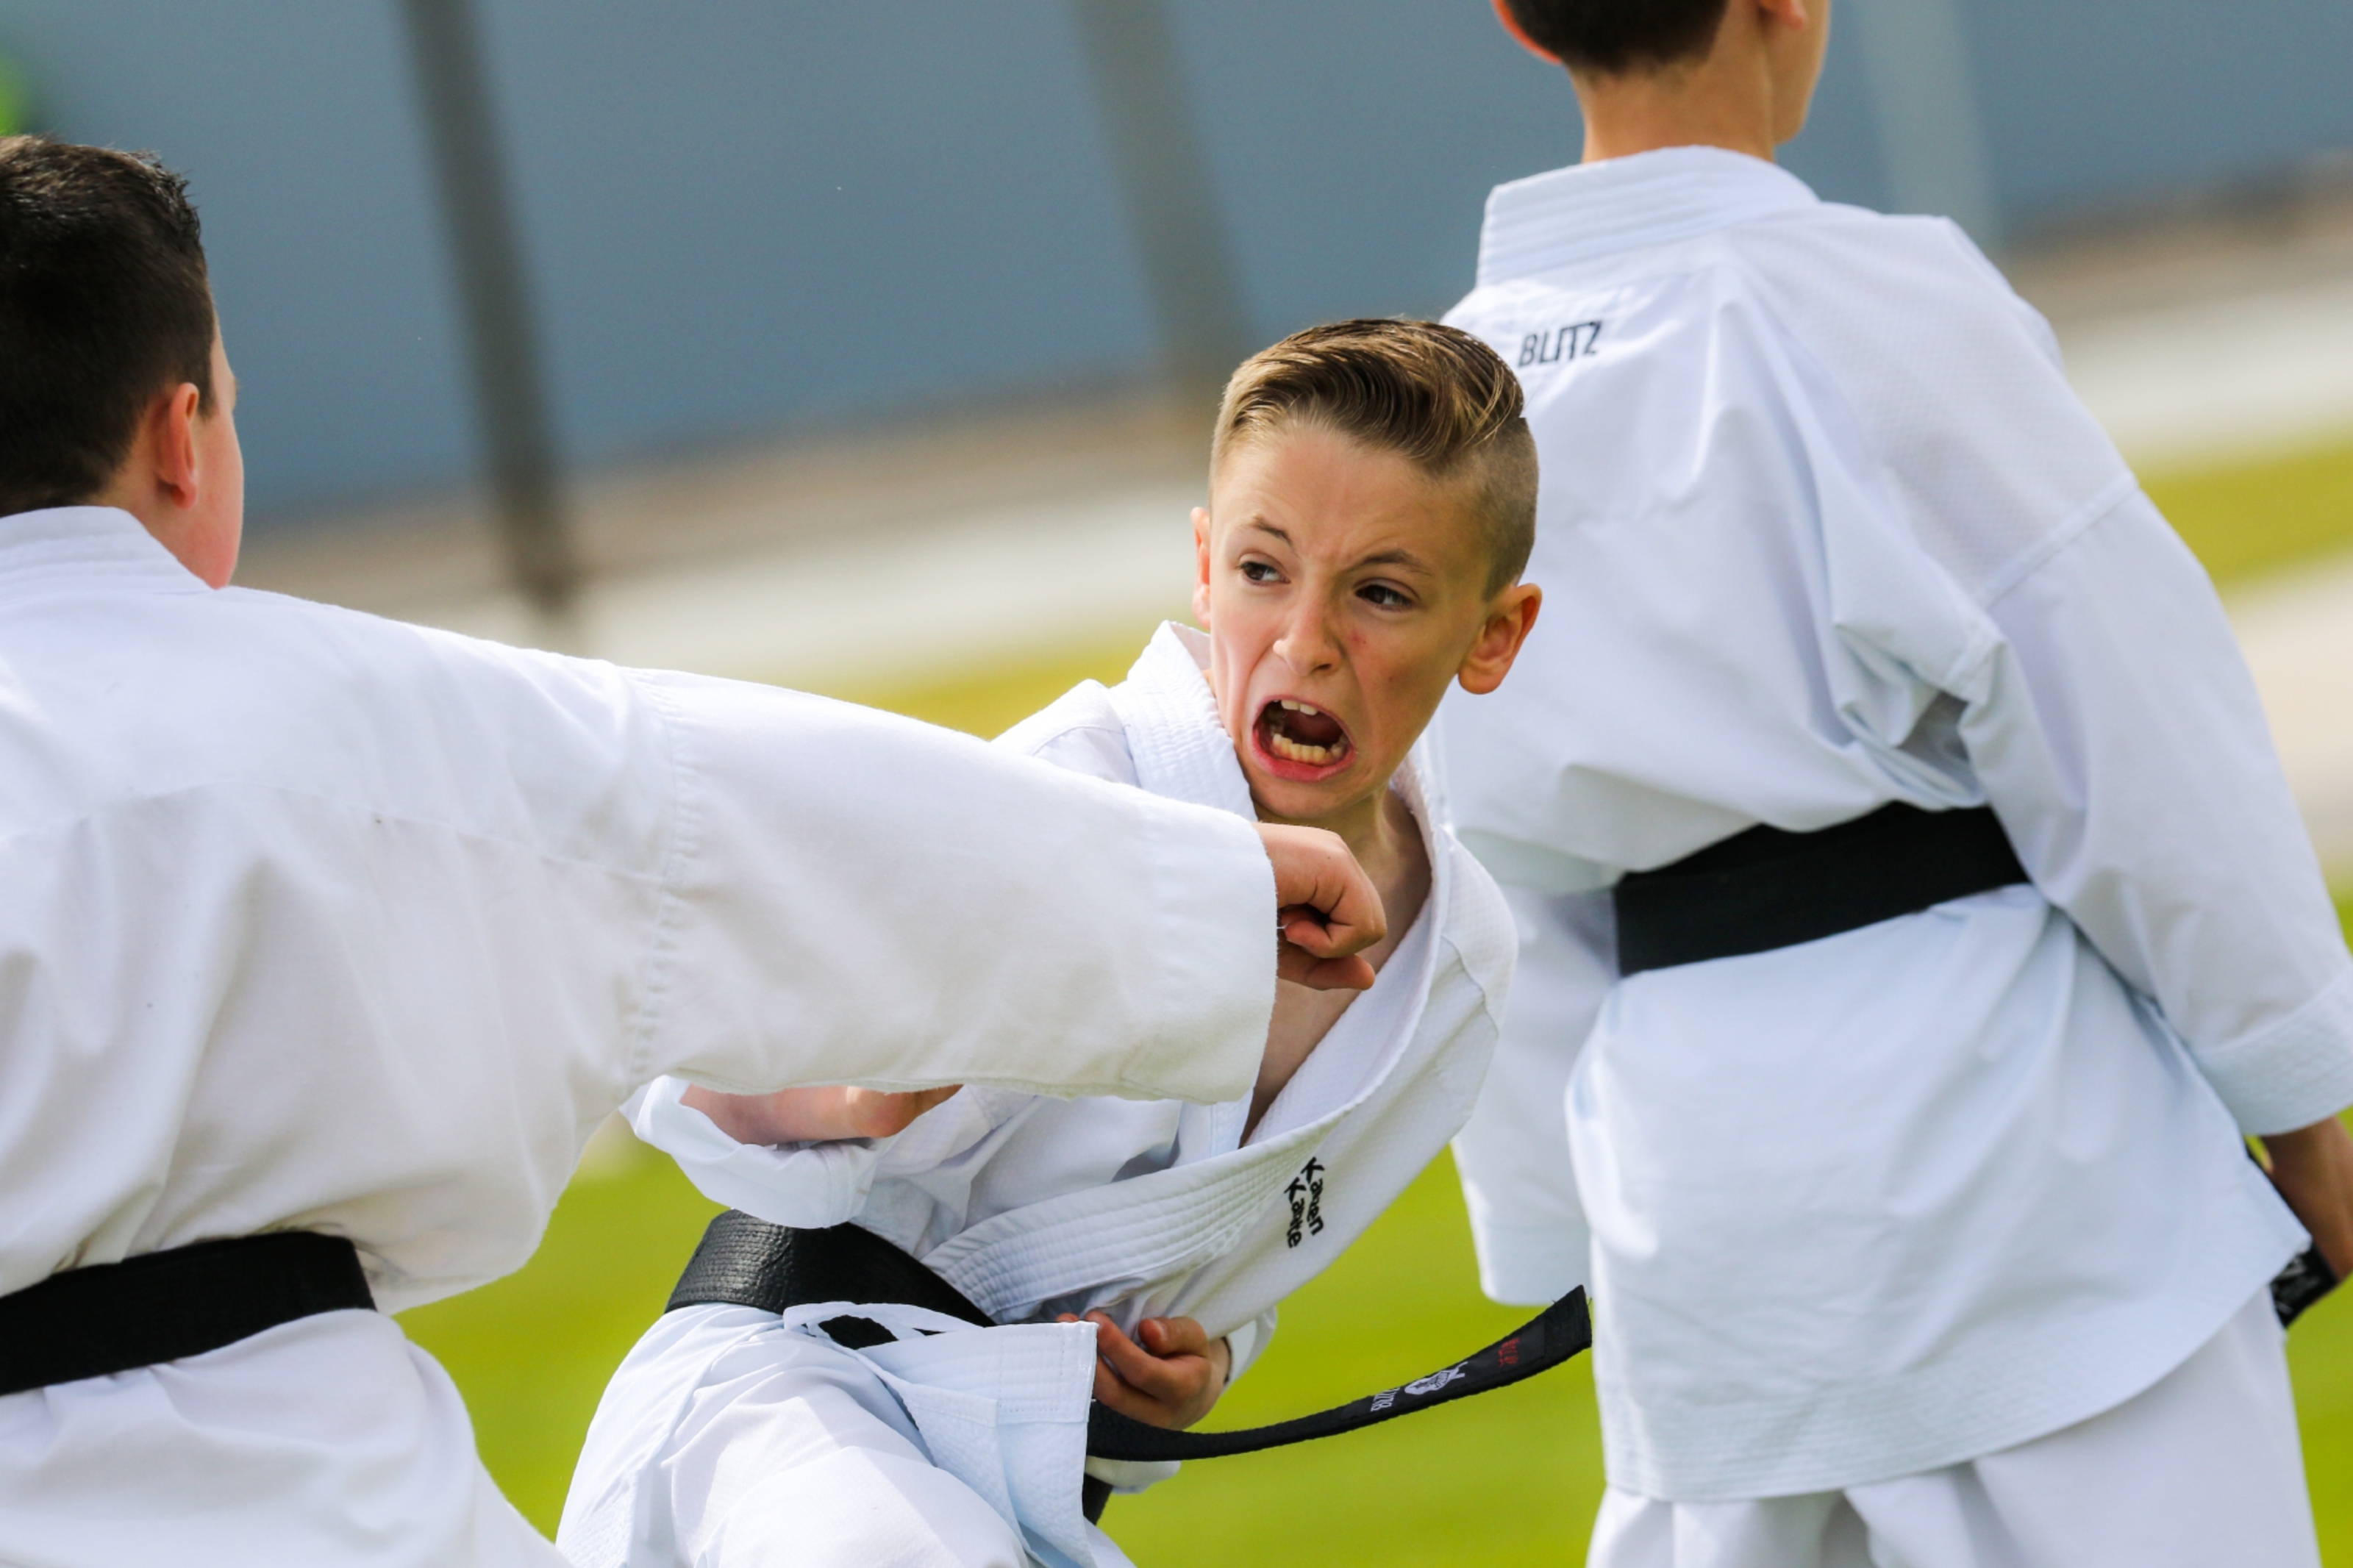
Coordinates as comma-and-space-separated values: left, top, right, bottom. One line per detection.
1083, 1286, 1590, 1463
0, 1231, 375, 1399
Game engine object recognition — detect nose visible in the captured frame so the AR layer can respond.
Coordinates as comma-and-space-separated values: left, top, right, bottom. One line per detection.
1272, 598, 1343, 676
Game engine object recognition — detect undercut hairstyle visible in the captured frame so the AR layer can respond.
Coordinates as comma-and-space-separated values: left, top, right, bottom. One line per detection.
1212, 319, 1538, 595
1503, 0, 1732, 75
0, 136, 215, 518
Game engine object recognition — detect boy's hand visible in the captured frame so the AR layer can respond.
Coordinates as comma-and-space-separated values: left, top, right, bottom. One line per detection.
680, 1084, 960, 1146
1257, 823, 1385, 992
1059, 1311, 1231, 1430
2262, 1115, 2353, 1279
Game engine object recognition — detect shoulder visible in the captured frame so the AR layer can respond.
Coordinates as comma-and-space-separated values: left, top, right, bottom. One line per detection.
1721, 207, 2132, 598
990, 679, 1136, 787
221, 585, 651, 717
1729, 204, 2062, 369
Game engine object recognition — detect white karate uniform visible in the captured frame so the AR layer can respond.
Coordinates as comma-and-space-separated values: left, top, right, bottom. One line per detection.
560, 623, 1515, 1568
1438, 148, 2353, 1544
0, 509, 1285, 1568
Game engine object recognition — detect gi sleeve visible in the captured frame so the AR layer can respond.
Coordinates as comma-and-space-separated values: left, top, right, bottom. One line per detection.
1959, 490, 2353, 1134
1223, 1306, 1278, 1385
1450, 886, 1613, 1303
626, 672, 1277, 1105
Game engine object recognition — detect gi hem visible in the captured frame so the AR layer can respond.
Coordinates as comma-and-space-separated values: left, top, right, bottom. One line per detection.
1596, 1202, 2304, 1501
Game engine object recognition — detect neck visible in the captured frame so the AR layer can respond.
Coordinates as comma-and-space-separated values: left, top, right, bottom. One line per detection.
1577, 76, 1777, 164
1570, 10, 1784, 165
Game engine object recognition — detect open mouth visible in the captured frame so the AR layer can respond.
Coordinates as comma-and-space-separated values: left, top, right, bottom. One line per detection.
1254, 698, 1354, 778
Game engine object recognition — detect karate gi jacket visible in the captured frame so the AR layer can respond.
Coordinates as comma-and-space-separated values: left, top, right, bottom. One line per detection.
624, 623, 1515, 1553
1438, 148, 2353, 1500
0, 509, 1283, 1567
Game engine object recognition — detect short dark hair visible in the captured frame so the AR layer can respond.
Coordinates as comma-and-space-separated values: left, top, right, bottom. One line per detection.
1503, 0, 1732, 75
0, 136, 215, 517
1213, 319, 1538, 595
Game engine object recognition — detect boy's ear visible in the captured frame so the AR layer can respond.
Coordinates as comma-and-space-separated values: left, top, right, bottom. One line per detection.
1191, 506, 1215, 629
1491, 0, 1560, 63
1456, 583, 1543, 696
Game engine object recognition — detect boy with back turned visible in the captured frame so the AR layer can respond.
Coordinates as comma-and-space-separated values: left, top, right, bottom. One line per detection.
1439, 2, 2353, 1564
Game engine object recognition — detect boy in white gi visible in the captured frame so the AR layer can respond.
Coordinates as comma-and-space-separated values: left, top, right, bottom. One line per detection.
1442, 3, 2353, 1564
558, 320, 1546, 1568
0, 137, 1390, 1568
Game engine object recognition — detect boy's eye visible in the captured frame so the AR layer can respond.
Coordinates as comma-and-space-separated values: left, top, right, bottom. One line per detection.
1240, 559, 1282, 583
1359, 582, 1413, 609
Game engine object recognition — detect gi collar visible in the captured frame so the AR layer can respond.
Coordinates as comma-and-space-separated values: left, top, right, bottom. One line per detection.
1109, 622, 1259, 821
1474, 145, 1819, 288
0, 506, 213, 595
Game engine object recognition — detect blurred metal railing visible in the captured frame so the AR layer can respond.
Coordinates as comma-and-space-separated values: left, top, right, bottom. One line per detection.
400, 0, 579, 637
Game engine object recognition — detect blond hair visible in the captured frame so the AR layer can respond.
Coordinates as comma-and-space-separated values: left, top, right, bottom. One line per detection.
1212, 319, 1537, 593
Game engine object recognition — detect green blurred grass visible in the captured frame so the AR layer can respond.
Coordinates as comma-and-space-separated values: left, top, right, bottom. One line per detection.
2144, 435, 2353, 585
402, 436, 2353, 1557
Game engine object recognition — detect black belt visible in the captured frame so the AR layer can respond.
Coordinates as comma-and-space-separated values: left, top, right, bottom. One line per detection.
0, 1231, 376, 1398
1613, 802, 2028, 976
668, 1211, 1590, 1517
668, 1209, 996, 1344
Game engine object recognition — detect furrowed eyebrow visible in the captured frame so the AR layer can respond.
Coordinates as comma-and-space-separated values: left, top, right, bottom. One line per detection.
1238, 520, 1435, 576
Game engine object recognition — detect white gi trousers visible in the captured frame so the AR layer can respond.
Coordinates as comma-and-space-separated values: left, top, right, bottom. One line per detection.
560, 1305, 1130, 1568
1588, 1290, 2317, 1568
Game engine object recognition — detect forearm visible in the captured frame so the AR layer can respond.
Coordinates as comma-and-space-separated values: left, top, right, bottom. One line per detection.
2262, 1114, 2353, 1277
680, 1083, 958, 1145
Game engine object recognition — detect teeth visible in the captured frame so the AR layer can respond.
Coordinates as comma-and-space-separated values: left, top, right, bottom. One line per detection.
1268, 731, 1349, 766
1279, 699, 1302, 712
1274, 699, 1322, 716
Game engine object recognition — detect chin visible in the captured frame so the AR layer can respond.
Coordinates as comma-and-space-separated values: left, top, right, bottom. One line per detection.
1242, 748, 1377, 826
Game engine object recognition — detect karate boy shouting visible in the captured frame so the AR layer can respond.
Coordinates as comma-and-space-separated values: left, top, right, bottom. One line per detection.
1441, 2, 2353, 1564
559, 321, 1543, 1568
0, 137, 1388, 1568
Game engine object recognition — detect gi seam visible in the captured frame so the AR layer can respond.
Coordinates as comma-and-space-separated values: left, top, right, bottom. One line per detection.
1977, 470, 2140, 609
619, 672, 707, 1090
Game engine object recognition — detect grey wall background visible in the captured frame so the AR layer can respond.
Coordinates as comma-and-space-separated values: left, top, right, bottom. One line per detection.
0, 1, 2346, 526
